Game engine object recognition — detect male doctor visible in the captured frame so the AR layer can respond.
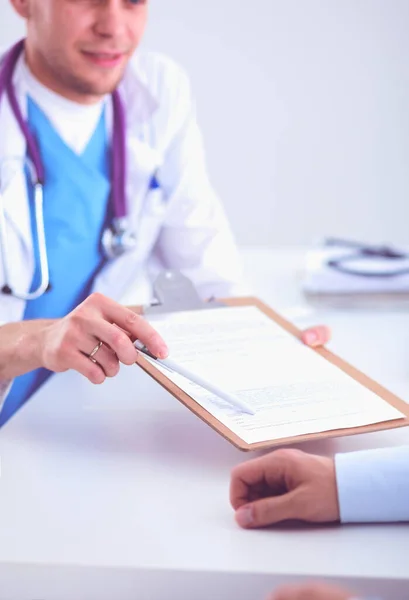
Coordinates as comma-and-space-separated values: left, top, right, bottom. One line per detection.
0, 0, 326, 426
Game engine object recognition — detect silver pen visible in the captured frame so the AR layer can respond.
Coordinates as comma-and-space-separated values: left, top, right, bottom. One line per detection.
134, 341, 255, 415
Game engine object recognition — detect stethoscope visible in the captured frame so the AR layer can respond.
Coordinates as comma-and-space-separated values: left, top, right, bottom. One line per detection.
325, 238, 409, 278
0, 39, 137, 300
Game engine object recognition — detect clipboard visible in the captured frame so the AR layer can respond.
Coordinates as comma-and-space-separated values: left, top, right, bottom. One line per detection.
131, 272, 409, 451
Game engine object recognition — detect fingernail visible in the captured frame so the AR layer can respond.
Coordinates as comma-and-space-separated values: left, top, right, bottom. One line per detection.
236, 506, 254, 528
305, 331, 317, 345
157, 345, 169, 359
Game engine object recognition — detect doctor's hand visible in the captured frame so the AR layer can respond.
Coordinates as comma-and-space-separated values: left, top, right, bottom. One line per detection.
230, 449, 340, 528
300, 325, 331, 348
37, 293, 168, 384
268, 582, 354, 600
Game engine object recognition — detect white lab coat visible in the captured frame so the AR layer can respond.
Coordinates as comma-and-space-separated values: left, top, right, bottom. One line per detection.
0, 47, 245, 323
0, 46, 246, 404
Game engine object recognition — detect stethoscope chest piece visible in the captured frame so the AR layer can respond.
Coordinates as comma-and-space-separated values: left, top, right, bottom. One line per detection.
101, 218, 137, 260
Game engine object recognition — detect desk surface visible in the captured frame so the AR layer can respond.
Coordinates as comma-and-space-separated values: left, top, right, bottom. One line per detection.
1, 247, 409, 600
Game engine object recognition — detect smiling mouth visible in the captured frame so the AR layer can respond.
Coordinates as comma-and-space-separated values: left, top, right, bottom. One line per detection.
81, 51, 127, 68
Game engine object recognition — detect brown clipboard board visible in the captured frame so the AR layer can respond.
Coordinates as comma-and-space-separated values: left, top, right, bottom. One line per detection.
131, 296, 409, 452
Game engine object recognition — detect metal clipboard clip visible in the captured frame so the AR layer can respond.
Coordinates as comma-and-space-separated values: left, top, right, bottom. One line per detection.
144, 271, 225, 315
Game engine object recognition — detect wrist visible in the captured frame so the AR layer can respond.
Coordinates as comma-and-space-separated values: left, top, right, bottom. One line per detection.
316, 456, 341, 522
18, 323, 46, 371
0, 319, 56, 379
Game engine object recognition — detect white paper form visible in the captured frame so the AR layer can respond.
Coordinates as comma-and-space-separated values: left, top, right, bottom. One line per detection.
146, 306, 404, 444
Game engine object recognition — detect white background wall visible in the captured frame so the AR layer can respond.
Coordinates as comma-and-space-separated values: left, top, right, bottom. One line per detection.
1, 0, 408, 247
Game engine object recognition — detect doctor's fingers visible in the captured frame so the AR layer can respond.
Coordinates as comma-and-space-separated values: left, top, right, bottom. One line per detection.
66, 352, 107, 385
67, 344, 119, 384
301, 325, 331, 347
81, 341, 120, 378
80, 294, 168, 359
83, 320, 143, 366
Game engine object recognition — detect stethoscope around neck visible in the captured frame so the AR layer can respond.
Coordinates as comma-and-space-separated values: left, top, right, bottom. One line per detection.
0, 39, 137, 301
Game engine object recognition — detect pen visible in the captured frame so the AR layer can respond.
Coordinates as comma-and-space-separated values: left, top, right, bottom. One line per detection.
134, 341, 255, 416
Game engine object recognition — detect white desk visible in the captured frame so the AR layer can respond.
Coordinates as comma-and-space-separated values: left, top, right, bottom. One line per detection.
1, 248, 409, 600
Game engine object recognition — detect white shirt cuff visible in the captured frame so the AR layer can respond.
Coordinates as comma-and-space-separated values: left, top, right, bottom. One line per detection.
335, 446, 409, 523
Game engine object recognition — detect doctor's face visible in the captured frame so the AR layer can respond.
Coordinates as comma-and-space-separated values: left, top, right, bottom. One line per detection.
11, 0, 148, 103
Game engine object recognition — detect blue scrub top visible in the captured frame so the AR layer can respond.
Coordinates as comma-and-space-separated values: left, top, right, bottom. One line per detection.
0, 97, 111, 426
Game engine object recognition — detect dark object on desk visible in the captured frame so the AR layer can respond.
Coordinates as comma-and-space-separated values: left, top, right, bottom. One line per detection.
302, 238, 409, 306
325, 238, 409, 278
